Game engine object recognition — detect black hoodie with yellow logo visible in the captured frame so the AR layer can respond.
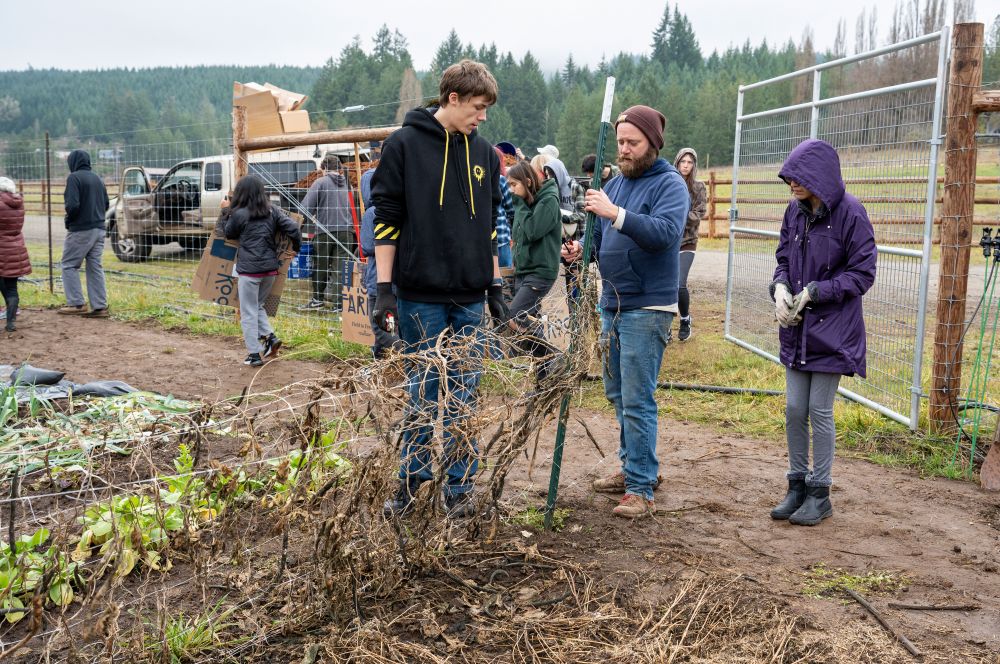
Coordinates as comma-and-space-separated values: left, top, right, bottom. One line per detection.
371, 106, 500, 304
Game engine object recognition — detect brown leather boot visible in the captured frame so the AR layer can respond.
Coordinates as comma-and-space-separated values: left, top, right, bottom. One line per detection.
612, 493, 655, 518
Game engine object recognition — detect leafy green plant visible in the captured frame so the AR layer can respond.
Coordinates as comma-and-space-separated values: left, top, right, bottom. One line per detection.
145, 600, 243, 663
803, 563, 908, 598
512, 507, 570, 532
0, 528, 79, 623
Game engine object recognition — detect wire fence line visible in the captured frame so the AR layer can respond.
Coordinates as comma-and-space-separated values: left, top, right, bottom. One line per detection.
725, 30, 950, 430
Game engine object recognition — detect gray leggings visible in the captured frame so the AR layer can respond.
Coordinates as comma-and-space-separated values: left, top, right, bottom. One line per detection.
785, 367, 841, 487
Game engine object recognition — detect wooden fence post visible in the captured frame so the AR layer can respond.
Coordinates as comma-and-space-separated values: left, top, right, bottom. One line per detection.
708, 171, 717, 239
232, 105, 248, 182
929, 23, 984, 432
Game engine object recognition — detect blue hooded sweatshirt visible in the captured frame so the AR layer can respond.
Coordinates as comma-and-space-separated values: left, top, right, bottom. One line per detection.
593, 158, 689, 311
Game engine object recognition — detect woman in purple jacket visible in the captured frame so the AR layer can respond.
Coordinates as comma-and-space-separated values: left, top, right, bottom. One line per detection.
769, 139, 877, 526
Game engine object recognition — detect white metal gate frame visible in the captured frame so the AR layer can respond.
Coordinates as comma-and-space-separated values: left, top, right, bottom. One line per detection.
724, 29, 951, 430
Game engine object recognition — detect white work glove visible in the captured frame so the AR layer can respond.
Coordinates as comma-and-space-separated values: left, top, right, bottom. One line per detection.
773, 283, 795, 328
789, 282, 818, 325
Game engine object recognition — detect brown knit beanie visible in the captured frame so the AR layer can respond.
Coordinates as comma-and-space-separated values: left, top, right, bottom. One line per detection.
614, 105, 666, 151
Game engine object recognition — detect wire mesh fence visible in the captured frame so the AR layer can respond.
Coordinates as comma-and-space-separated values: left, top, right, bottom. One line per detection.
725, 31, 949, 429
1, 129, 378, 346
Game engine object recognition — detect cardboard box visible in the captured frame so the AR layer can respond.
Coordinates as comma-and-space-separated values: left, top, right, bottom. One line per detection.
191, 231, 295, 317
339, 260, 375, 346
233, 82, 310, 139
279, 110, 310, 134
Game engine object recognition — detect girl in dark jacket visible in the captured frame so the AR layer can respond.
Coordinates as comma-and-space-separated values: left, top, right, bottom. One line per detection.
506, 161, 562, 378
769, 139, 876, 525
223, 175, 302, 367
0, 177, 30, 332
673, 148, 707, 342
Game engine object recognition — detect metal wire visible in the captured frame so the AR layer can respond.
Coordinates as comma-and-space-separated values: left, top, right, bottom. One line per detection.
726, 32, 950, 429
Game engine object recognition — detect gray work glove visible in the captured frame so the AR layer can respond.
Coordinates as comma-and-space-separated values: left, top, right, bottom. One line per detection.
773, 283, 795, 328
789, 282, 818, 325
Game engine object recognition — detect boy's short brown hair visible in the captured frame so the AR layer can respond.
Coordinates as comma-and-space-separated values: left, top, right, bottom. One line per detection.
438, 59, 498, 107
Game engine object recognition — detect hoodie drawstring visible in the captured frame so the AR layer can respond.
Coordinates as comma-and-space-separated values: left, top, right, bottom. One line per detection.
439, 131, 450, 209
437, 130, 476, 218
464, 134, 475, 217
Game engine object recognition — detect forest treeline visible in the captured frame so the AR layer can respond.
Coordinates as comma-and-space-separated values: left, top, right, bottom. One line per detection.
0, 1, 997, 174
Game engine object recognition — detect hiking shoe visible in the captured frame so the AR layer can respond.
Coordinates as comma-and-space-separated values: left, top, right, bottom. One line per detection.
612, 493, 655, 518
593, 472, 664, 493
678, 316, 692, 342
58, 305, 86, 315
305, 298, 325, 310
261, 333, 282, 358
83, 308, 109, 318
593, 471, 626, 493
383, 478, 427, 518
244, 353, 264, 367
444, 492, 475, 518
4, 322, 14, 332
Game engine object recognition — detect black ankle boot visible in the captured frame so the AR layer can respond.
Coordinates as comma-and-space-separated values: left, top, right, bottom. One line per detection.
770, 478, 807, 520
383, 477, 426, 518
789, 484, 833, 526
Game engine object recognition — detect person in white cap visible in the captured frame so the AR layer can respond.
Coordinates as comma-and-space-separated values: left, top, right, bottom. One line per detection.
536, 145, 559, 160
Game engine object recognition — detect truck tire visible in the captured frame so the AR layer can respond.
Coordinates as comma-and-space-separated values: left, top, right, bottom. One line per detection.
110, 221, 152, 262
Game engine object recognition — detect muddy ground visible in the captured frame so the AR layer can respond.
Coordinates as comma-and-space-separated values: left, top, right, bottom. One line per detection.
3, 309, 1000, 662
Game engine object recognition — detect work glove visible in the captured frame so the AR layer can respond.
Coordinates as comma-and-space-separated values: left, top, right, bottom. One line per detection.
374, 283, 398, 333
773, 283, 795, 328
487, 282, 510, 323
790, 282, 818, 324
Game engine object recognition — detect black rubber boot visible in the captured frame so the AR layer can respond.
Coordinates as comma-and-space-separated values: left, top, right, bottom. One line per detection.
5, 294, 17, 332
383, 477, 426, 518
788, 484, 833, 526
770, 478, 807, 520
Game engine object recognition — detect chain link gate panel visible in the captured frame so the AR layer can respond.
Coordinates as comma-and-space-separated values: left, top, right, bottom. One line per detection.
725, 30, 950, 429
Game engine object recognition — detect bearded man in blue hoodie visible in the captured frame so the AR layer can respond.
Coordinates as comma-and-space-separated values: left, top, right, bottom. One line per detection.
563, 105, 689, 518
372, 60, 507, 519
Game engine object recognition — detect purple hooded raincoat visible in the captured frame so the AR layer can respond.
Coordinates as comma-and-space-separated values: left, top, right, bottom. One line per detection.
772, 140, 877, 377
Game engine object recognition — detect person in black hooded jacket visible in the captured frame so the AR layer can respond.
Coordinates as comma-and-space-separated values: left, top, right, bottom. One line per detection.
372, 59, 508, 519
59, 150, 110, 317
223, 175, 302, 367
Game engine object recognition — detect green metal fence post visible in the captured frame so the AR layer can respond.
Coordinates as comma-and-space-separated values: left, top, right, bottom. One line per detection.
544, 77, 616, 531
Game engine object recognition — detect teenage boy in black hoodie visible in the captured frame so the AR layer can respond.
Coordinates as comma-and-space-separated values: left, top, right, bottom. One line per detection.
372, 59, 508, 518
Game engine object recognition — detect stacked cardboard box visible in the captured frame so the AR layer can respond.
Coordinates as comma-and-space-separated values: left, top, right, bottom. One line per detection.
233, 82, 310, 139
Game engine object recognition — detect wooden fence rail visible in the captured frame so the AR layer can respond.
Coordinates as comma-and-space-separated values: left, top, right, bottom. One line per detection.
14, 174, 1000, 243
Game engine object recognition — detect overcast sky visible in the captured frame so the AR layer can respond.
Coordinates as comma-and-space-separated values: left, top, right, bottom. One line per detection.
2, 1, 994, 73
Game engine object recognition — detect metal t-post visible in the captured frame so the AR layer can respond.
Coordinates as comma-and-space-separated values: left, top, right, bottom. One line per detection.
544, 77, 615, 531
45, 132, 53, 294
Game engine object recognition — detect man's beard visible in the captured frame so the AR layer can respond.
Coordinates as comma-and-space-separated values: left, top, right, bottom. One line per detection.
617, 147, 658, 178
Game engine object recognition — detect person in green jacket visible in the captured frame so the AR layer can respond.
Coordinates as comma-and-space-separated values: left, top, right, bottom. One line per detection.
507, 161, 562, 379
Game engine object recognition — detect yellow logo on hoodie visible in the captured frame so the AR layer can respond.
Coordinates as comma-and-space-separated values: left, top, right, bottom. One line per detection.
473, 165, 484, 185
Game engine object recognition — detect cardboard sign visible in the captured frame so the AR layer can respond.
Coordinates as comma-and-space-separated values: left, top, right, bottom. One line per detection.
340, 260, 375, 346
537, 274, 571, 351
191, 230, 294, 317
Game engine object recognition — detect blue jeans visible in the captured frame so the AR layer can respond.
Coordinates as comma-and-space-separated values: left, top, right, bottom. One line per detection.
398, 298, 485, 496
497, 242, 512, 269
600, 309, 673, 500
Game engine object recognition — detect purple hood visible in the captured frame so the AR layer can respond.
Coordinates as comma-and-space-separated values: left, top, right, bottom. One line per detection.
778, 139, 845, 211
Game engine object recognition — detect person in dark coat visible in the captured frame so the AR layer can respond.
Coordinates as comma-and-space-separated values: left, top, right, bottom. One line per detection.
673, 147, 707, 342
0, 177, 30, 332
769, 139, 877, 526
60, 149, 110, 317
301, 155, 355, 310
223, 175, 302, 367
358, 167, 401, 358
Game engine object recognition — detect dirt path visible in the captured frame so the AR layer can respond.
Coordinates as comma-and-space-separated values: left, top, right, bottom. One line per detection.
4, 310, 999, 660
3, 308, 329, 402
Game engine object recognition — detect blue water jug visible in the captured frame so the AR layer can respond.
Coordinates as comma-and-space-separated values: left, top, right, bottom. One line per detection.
288, 241, 313, 279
